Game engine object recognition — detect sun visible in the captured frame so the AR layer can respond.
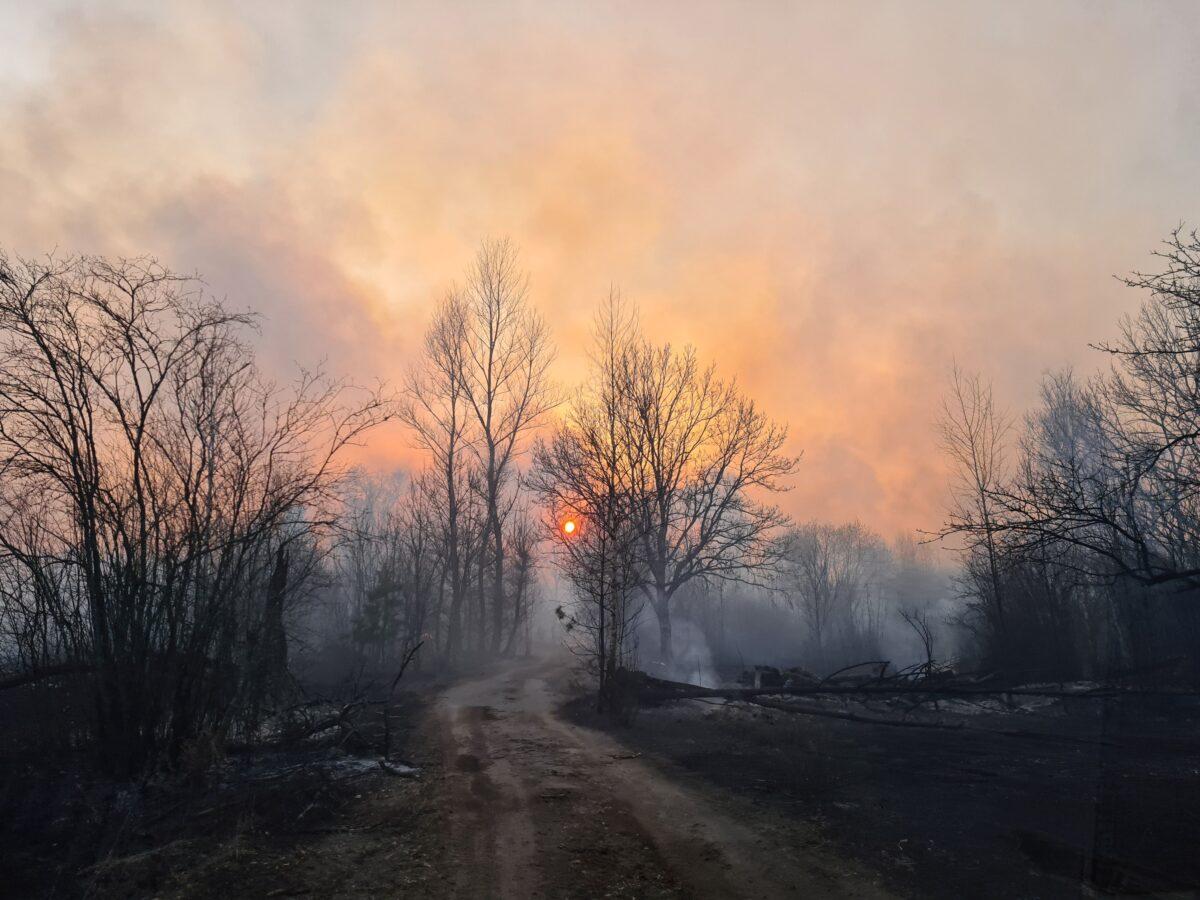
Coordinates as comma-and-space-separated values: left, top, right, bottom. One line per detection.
561, 519, 577, 535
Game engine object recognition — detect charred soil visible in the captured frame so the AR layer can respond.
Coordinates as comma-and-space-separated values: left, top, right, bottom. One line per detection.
565, 689, 1200, 898
1, 691, 446, 899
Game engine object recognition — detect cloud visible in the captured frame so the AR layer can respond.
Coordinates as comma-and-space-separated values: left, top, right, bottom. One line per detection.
2, 1, 1199, 534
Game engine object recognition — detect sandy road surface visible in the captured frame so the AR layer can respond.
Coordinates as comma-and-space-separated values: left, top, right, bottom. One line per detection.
430, 657, 891, 899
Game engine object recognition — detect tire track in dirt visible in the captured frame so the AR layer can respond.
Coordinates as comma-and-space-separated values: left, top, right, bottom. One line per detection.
430, 657, 893, 899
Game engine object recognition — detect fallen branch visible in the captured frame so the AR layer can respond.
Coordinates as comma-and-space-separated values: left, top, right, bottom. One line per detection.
0, 662, 94, 690
631, 670, 1200, 703
818, 660, 891, 687
743, 696, 1116, 745
383, 641, 423, 761
748, 696, 965, 730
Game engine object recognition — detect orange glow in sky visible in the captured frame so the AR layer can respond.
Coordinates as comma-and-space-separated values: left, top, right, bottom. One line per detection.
1, 3, 1196, 537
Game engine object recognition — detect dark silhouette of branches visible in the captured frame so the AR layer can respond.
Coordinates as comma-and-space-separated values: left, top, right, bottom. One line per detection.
0, 250, 394, 774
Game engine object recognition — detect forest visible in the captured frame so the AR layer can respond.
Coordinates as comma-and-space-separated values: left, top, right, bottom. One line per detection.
5, 6, 1200, 895
3, 230, 1200, 896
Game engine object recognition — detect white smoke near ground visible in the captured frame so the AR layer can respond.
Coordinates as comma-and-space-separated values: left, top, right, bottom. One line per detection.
635, 616, 719, 687
600, 531, 963, 687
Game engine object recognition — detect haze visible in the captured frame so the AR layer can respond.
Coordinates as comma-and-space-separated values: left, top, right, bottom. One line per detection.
2, 0, 1198, 534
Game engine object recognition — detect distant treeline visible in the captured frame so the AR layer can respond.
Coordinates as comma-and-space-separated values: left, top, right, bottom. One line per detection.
6, 229, 1200, 778
941, 228, 1200, 684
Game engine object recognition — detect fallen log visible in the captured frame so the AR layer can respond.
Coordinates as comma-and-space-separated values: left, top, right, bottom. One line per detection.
744, 696, 1116, 745
0, 662, 94, 690
818, 660, 891, 686
629, 670, 1200, 703
748, 696, 966, 730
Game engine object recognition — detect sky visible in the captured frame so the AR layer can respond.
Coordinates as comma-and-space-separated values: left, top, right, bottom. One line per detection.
2, 1, 1199, 537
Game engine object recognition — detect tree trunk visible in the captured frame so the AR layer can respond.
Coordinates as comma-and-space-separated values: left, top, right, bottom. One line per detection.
655, 589, 673, 663
502, 574, 525, 657
446, 572, 465, 661
597, 576, 607, 712
490, 509, 505, 655
476, 548, 488, 654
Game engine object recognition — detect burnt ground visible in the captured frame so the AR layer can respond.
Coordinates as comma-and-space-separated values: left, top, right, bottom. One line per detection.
0, 691, 449, 899
566, 690, 1200, 899
8, 660, 1199, 898
5, 657, 894, 899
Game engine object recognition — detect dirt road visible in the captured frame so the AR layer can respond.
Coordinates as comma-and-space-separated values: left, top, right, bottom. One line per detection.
429, 657, 891, 899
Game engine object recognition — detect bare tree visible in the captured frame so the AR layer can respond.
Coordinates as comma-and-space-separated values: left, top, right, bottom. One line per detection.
534, 294, 796, 669
938, 231, 1200, 679
939, 365, 1012, 644
623, 336, 798, 662
786, 521, 888, 671
0, 251, 392, 774
459, 240, 556, 654
402, 243, 555, 661
986, 232, 1200, 590
393, 475, 442, 660
501, 507, 540, 657
341, 473, 402, 663
401, 292, 482, 662
341, 472, 440, 668
531, 296, 646, 707
899, 606, 935, 672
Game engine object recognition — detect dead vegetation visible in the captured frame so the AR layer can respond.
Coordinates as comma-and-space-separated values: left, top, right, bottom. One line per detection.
574, 662, 1200, 897
1, 689, 439, 899
625, 658, 1200, 742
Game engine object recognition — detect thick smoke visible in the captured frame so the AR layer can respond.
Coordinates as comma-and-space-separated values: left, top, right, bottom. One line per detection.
3, 2, 1195, 536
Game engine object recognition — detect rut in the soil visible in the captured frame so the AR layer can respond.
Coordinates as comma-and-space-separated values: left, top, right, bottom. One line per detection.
430, 658, 892, 899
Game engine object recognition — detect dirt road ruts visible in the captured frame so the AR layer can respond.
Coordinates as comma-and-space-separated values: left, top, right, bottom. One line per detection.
430, 657, 891, 899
